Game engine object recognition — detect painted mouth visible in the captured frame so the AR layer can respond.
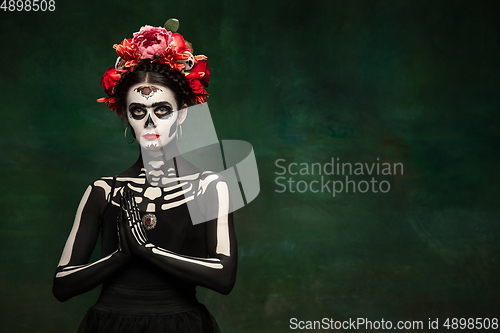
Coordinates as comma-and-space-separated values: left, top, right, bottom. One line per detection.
142, 134, 160, 140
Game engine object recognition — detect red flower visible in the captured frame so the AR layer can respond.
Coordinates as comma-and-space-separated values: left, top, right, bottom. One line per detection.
185, 76, 209, 105
198, 61, 210, 87
185, 40, 193, 53
101, 67, 121, 95
156, 46, 185, 71
114, 38, 140, 68
97, 96, 120, 117
99, 27, 210, 112
191, 93, 208, 105
171, 33, 188, 53
186, 60, 210, 88
186, 77, 204, 94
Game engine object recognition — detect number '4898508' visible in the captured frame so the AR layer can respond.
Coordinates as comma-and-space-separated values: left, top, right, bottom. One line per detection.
1, 0, 55, 11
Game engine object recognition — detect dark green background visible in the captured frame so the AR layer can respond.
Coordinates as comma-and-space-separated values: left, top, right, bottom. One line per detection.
1, 0, 499, 332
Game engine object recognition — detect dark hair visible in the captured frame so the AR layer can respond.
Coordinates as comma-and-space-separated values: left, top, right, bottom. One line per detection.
114, 62, 193, 116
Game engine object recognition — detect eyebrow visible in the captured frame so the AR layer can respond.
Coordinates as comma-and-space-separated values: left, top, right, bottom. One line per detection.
129, 101, 173, 109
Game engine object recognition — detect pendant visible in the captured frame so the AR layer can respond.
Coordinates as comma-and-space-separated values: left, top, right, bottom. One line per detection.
142, 213, 157, 230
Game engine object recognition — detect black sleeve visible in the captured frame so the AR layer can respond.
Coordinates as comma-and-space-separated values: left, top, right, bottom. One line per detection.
122, 178, 237, 295
52, 180, 129, 302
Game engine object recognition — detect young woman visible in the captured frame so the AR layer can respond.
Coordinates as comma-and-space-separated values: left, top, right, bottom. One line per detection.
53, 23, 236, 333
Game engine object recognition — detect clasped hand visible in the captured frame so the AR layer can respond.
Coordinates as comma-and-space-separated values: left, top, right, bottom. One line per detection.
117, 188, 152, 257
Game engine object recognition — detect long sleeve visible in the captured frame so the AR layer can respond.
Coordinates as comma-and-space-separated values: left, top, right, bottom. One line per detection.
123, 178, 237, 295
52, 181, 129, 302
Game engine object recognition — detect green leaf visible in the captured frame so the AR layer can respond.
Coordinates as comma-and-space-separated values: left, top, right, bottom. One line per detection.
164, 18, 180, 33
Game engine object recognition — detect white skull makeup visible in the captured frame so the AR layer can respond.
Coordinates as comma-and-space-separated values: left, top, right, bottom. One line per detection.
126, 83, 185, 150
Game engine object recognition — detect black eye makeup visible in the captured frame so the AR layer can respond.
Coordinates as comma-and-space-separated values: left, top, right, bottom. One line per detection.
129, 107, 147, 120
155, 106, 174, 119
128, 102, 174, 120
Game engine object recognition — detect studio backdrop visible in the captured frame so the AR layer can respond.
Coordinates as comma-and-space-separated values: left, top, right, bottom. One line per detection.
0, 0, 499, 332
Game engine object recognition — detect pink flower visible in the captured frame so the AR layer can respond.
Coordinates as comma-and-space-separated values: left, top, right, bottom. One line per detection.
132, 25, 172, 60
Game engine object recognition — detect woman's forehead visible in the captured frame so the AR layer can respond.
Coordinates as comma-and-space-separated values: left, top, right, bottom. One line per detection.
127, 83, 176, 104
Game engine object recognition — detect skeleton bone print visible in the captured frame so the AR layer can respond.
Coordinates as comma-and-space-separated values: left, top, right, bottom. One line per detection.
54, 158, 235, 296
98, 167, 219, 214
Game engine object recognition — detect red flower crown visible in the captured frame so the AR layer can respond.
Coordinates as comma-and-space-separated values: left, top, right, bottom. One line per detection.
97, 20, 210, 117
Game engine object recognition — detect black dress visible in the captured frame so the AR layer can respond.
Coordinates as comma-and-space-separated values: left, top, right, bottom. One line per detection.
77, 175, 221, 333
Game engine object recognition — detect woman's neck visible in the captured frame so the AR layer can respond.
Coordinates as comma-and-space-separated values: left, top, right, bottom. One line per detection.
140, 142, 181, 185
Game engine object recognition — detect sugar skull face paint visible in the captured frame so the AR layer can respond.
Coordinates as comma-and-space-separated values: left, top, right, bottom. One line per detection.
134, 85, 163, 100
126, 84, 181, 150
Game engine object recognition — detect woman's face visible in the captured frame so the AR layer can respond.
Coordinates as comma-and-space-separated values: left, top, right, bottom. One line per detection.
126, 83, 183, 150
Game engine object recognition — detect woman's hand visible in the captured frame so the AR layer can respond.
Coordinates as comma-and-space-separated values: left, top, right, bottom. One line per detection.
53, 180, 132, 302
129, 176, 237, 295
116, 206, 132, 258
120, 188, 152, 256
